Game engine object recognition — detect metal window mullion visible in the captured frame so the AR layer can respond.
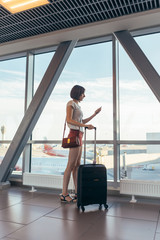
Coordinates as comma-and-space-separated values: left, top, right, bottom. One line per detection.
112, 35, 120, 188
23, 52, 35, 173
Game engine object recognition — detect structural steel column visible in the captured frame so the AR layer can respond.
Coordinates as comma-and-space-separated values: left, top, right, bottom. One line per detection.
114, 30, 160, 102
0, 40, 77, 183
112, 36, 120, 186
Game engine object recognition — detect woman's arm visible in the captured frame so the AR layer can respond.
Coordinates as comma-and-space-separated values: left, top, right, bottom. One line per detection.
66, 105, 94, 129
82, 107, 102, 124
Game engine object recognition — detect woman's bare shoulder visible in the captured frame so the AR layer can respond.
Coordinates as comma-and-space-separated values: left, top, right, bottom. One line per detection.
67, 100, 74, 108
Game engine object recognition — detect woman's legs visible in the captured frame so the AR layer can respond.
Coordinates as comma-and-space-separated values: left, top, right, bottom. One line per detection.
62, 146, 82, 201
72, 146, 82, 194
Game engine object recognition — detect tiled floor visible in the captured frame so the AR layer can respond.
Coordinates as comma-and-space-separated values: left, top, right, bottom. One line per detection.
0, 186, 160, 240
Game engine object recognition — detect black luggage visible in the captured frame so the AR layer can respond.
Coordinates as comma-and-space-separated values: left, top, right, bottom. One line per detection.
77, 127, 108, 212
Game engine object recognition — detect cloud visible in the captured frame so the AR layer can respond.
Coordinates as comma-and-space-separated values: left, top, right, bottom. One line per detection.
46, 76, 113, 102
0, 80, 25, 98
120, 79, 148, 91
62, 69, 82, 78
0, 69, 25, 77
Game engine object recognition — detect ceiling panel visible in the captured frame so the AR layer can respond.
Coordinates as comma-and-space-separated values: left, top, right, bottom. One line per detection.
0, 0, 160, 44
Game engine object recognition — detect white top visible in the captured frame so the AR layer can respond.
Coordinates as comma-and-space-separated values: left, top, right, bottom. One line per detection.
67, 100, 83, 132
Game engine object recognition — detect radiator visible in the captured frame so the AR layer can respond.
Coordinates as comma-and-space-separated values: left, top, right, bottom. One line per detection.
120, 179, 160, 202
23, 173, 74, 191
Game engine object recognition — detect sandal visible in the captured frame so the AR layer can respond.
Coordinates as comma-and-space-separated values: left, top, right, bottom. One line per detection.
74, 193, 77, 200
60, 194, 74, 203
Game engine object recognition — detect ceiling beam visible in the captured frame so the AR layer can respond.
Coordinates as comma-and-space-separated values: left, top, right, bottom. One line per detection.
0, 8, 160, 58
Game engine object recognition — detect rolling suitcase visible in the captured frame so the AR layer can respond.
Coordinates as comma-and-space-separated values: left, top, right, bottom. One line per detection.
77, 127, 108, 212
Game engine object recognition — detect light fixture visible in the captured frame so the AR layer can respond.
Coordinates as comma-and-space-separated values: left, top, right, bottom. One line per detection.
0, 0, 50, 14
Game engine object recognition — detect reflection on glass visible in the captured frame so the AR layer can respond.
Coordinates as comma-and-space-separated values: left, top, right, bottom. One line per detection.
120, 144, 160, 180
31, 143, 113, 181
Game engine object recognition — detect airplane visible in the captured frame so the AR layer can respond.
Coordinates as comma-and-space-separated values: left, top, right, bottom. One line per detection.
42, 144, 94, 160
43, 144, 68, 157
143, 163, 160, 171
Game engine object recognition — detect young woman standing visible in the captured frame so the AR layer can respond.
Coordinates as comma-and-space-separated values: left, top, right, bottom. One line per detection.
60, 85, 101, 203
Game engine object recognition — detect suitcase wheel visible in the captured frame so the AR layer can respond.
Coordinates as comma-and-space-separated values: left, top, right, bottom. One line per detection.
99, 204, 108, 210
104, 204, 108, 209
99, 204, 102, 210
81, 206, 85, 212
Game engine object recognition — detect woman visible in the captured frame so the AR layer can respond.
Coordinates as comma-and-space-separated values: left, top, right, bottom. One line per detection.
60, 85, 101, 203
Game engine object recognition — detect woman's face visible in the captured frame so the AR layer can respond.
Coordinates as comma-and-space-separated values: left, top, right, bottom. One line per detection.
79, 92, 85, 102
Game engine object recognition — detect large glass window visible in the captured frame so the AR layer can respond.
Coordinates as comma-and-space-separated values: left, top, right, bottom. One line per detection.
0, 57, 26, 173
0, 57, 26, 140
31, 143, 113, 180
120, 144, 160, 180
119, 32, 160, 181
31, 42, 112, 176
119, 36, 160, 140
135, 33, 160, 75
33, 43, 112, 141
2, 30, 160, 189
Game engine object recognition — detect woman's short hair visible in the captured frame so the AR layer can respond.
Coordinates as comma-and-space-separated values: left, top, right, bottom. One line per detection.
70, 85, 85, 100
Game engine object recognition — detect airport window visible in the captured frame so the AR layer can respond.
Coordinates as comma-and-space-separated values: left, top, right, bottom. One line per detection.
119, 32, 160, 181
31, 42, 113, 176
31, 143, 113, 180
120, 144, 160, 180
135, 33, 160, 75
2, 30, 160, 187
0, 57, 26, 174
33, 42, 112, 141
0, 57, 26, 140
119, 39, 160, 140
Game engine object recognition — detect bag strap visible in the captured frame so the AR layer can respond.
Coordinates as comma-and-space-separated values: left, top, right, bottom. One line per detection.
62, 117, 81, 139
62, 118, 67, 139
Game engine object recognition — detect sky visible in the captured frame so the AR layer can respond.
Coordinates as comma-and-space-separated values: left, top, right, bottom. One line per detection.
0, 33, 160, 141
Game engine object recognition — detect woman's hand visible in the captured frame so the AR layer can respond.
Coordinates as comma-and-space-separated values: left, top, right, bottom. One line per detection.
85, 124, 95, 129
95, 107, 102, 115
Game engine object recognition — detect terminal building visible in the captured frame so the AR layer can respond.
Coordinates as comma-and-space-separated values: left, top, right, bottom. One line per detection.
0, 1, 160, 239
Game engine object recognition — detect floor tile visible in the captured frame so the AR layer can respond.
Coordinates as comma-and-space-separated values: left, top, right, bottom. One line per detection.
0, 187, 40, 204
47, 202, 107, 223
79, 215, 157, 240
0, 195, 22, 210
1, 186, 160, 240
108, 195, 131, 203
9, 216, 92, 240
0, 221, 23, 239
107, 202, 160, 221
0, 203, 54, 224
24, 193, 61, 208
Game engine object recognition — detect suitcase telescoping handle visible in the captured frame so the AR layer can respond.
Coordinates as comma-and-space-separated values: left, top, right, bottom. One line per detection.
84, 127, 96, 165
